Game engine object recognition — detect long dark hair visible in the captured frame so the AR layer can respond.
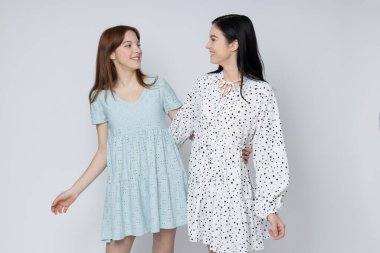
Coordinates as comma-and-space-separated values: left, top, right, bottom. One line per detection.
209, 14, 266, 102
89, 25, 154, 103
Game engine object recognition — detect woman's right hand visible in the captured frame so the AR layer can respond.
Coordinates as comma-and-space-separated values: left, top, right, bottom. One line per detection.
51, 188, 78, 215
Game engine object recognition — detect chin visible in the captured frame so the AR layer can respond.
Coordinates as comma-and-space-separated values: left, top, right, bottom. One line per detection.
210, 56, 221, 65
129, 64, 141, 70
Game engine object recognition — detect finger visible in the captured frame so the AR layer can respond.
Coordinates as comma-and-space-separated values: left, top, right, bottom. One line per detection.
269, 228, 279, 240
274, 223, 284, 240
278, 223, 285, 238
51, 203, 58, 213
61, 205, 67, 214
51, 199, 58, 207
52, 194, 63, 206
268, 229, 274, 238
58, 205, 64, 214
271, 223, 279, 238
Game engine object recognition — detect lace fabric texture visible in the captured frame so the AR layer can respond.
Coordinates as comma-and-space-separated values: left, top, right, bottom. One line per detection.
91, 78, 188, 242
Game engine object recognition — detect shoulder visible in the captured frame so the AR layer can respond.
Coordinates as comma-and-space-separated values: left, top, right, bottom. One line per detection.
244, 78, 274, 99
147, 76, 170, 89
192, 72, 221, 91
195, 72, 220, 84
144, 76, 159, 86
91, 89, 108, 104
147, 77, 178, 98
155, 77, 168, 87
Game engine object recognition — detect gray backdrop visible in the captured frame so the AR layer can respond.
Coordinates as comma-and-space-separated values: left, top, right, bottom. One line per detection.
1, 0, 379, 252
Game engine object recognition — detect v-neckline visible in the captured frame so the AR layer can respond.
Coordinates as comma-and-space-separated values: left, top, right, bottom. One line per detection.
113, 88, 146, 105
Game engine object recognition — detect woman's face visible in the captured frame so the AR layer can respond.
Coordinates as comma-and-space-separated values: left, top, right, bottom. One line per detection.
110, 30, 142, 71
205, 25, 238, 66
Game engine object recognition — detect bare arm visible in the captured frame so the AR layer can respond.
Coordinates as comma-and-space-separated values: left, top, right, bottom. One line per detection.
70, 123, 108, 194
51, 123, 108, 214
168, 108, 180, 120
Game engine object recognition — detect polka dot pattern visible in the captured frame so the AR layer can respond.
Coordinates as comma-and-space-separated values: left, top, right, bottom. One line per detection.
170, 72, 290, 252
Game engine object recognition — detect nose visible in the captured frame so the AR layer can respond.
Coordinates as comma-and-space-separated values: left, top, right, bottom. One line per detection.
134, 45, 142, 53
205, 41, 210, 49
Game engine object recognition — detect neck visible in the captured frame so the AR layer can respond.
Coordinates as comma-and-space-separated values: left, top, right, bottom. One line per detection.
116, 68, 138, 88
221, 63, 240, 82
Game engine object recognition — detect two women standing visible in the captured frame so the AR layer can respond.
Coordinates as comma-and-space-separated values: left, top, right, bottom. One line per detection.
51, 14, 289, 253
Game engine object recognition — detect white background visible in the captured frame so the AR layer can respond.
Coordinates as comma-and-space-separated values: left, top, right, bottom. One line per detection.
0, 0, 379, 252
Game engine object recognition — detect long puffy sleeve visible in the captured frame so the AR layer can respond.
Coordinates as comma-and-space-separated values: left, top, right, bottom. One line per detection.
169, 80, 199, 147
251, 87, 290, 220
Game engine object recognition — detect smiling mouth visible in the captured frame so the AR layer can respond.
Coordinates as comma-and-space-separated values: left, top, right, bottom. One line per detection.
130, 56, 141, 61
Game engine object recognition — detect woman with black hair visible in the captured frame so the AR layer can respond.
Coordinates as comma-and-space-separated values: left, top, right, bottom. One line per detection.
170, 14, 290, 253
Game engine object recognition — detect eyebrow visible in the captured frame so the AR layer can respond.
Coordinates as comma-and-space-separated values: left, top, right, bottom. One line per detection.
122, 40, 140, 44
210, 35, 217, 39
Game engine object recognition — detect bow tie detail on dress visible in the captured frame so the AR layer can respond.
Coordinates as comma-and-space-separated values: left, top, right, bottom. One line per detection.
218, 78, 241, 97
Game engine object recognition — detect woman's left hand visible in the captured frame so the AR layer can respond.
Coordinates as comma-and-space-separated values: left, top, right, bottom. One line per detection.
267, 213, 286, 240
242, 146, 252, 164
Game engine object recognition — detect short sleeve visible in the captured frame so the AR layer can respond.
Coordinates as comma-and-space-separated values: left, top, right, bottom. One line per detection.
90, 93, 107, 125
161, 79, 182, 113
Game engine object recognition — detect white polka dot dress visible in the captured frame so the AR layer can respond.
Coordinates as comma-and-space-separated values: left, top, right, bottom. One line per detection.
170, 72, 290, 252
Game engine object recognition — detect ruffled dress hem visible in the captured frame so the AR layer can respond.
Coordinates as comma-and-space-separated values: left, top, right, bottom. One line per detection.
102, 220, 188, 242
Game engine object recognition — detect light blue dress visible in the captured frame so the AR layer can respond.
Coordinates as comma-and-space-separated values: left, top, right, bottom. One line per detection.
90, 78, 188, 242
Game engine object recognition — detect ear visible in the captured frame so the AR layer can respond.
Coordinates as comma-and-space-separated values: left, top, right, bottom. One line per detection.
230, 39, 239, 52
110, 51, 116, 60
